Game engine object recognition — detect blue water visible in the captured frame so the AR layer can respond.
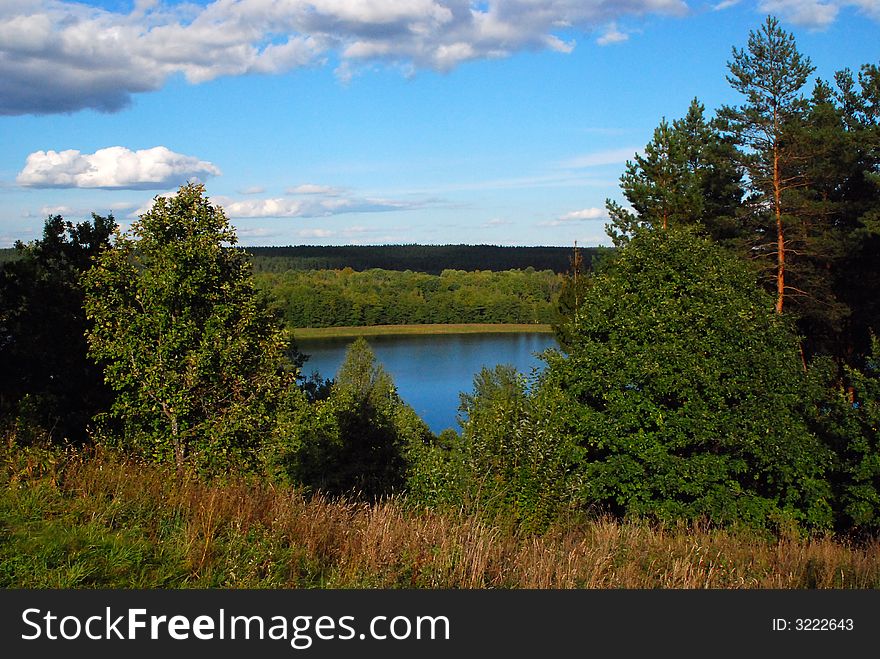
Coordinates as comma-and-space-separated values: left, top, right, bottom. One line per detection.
297, 332, 558, 434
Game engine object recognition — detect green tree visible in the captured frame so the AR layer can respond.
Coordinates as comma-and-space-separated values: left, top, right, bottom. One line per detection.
808, 336, 880, 534
546, 227, 832, 530
830, 64, 880, 363
405, 363, 580, 532
0, 214, 115, 444
460, 365, 580, 531
284, 338, 432, 499
720, 15, 815, 314
83, 183, 294, 474
606, 99, 742, 246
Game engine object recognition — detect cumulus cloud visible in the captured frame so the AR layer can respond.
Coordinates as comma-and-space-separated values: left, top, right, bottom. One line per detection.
2, 0, 695, 115
539, 206, 606, 226
759, 0, 838, 27
17, 146, 221, 189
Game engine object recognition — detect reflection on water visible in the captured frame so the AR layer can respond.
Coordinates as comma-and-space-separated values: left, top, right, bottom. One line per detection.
297, 332, 558, 434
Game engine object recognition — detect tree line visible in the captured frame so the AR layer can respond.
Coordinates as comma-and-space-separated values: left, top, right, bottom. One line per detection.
1, 16, 878, 540
257, 267, 562, 328
242, 244, 591, 275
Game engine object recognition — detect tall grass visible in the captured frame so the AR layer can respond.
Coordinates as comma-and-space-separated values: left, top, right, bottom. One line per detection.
3, 443, 880, 589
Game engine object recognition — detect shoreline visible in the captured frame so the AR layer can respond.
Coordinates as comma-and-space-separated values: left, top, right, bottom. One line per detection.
292, 323, 554, 340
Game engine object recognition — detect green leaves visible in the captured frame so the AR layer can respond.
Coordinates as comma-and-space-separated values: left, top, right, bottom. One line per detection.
548, 227, 833, 530
82, 183, 294, 475
280, 338, 431, 500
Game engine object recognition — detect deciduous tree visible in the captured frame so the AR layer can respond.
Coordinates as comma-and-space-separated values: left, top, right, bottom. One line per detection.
546, 227, 832, 529
83, 183, 293, 473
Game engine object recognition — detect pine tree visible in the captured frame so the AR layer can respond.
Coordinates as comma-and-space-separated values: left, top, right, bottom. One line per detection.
606, 99, 742, 246
719, 15, 815, 314
831, 64, 880, 363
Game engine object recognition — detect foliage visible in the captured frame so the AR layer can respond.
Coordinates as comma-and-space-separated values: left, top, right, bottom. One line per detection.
258, 267, 563, 328
545, 227, 833, 530
606, 99, 742, 245
278, 338, 432, 500
603, 17, 879, 369
406, 364, 582, 533
718, 15, 815, 315
807, 337, 880, 534
0, 214, 115, 444
82, 183, 294, 474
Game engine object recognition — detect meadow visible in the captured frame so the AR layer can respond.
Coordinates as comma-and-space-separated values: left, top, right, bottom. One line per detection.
4, 444, 879, 589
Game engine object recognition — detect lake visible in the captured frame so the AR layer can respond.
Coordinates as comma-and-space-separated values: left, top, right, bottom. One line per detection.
297, 332, 558, 434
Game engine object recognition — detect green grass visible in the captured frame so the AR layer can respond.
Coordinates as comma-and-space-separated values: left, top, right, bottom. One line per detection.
4, 444, 880, 589
292, 323, 554, 340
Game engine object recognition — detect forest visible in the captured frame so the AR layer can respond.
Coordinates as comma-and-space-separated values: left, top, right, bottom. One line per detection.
1, 17, 880, 588
242, 244, 589, 274
257, 268, 563, 328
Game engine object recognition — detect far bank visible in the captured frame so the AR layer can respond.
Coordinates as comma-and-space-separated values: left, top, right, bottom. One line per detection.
292, 323, 554, 340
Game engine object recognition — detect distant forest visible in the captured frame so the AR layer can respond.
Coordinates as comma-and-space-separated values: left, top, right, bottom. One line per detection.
258, 268, 563, 328
240, 244, 597, 274
1, 244, 596, 275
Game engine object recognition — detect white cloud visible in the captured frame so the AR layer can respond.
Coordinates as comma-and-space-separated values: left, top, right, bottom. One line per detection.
756, 0, 880, 28
596, 22, 629, 46
297, 228, 335, 238
560, 207, 606, 221
9, 1, 872, 115
39, 204, 74, 215
17, 146, 221, 189
539, 206, 606, 226
759, 0, 839, 27
238, 185, 266, 195
236, 226, 284, 240
216, 191, 421, 218
1, 0, 695, 115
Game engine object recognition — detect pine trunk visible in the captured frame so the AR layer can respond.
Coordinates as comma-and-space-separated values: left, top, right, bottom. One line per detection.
773, 134, 785, 315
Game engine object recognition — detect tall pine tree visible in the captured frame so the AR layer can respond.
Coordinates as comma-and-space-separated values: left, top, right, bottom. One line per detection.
719, 15, 815, 314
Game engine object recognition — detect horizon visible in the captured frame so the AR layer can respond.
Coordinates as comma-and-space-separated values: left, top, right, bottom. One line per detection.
2, 1, 879, 249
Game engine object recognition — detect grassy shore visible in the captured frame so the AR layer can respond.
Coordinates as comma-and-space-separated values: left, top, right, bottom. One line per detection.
292, 323, 554, 340
3, 444, 880, 589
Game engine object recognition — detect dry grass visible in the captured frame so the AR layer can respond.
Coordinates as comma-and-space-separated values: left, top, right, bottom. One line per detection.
4, 447, 880, 589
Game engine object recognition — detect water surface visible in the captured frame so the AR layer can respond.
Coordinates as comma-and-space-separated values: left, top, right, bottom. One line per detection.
297, 332, 557, 434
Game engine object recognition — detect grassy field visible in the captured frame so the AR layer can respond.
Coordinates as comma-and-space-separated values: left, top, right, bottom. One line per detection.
292, 323, 554, 340
3, 444, 880, 589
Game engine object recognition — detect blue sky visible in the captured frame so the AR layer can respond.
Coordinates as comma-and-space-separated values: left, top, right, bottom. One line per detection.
1, 1, 878, 248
